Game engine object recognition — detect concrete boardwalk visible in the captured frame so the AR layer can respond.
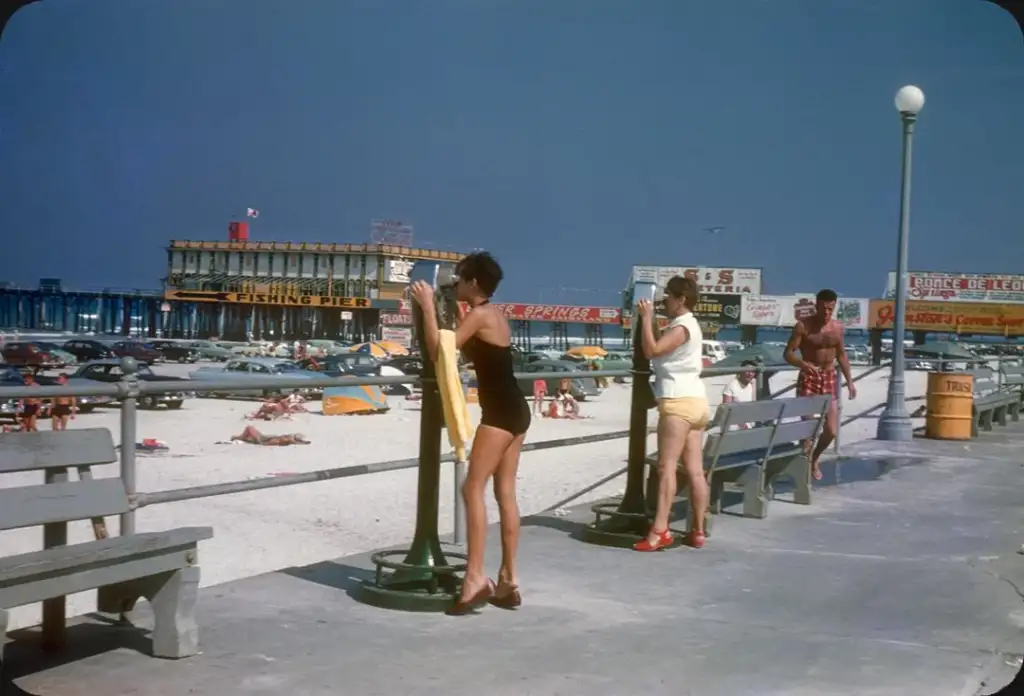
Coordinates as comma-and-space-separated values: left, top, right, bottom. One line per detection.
5, 426, 1024, 696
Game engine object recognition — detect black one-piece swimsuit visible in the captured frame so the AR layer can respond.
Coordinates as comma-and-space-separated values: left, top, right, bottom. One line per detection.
462, 335, 531, 437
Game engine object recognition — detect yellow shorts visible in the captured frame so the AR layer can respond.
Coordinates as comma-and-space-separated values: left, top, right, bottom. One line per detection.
657, 397, 710, 429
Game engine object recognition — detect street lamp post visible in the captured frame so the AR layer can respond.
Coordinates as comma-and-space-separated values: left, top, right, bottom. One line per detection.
877, 85, 926, 442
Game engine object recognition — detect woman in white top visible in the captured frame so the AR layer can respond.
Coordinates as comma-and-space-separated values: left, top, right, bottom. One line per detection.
634, 276, 711, 551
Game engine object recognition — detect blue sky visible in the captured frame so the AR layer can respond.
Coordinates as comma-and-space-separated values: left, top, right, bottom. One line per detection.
1, 0, 1021, 307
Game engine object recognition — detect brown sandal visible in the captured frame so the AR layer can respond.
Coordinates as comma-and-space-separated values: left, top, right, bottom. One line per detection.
446, 579, 495, 616
488, 585, 522, 610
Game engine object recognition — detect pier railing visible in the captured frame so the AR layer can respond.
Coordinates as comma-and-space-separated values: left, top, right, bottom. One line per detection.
0, 352, 1019, 609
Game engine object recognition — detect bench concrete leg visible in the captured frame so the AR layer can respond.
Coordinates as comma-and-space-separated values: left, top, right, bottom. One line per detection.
0, 608, 8, 682
981, 409, 994, 432
995, 405, 1008, 427
147, 566, 201, 659
739, 465, 768, 519
708, 475, 725, 515
786, 455, 812, 506
98, 566, 201, 659
1009, 402, 1020, 422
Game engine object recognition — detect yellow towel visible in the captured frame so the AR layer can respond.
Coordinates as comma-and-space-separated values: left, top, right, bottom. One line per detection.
436, 329, 474, 461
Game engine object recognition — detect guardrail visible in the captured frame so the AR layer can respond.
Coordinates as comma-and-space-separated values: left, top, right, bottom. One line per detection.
0, 354, 1018, 548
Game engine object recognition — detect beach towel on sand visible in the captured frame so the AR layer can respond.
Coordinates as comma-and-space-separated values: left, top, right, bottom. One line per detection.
436, 329, 474, 460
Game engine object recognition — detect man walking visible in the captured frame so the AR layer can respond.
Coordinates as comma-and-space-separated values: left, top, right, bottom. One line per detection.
784, 289, 856, 480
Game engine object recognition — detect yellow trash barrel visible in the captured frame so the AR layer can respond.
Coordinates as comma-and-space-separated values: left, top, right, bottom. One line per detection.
925, 372, 973, 440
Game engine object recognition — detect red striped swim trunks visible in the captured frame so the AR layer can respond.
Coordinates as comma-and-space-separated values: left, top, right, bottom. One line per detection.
797, 368, 837, 397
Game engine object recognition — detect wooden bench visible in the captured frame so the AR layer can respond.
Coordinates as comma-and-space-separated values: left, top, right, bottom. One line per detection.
646, 395, 832, 531
999, 363, 1024, 422
0, 428, 212, 674
967, 368, 1018, 435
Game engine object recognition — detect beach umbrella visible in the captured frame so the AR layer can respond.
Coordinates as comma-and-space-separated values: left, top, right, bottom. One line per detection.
351, 342, 390, 358
376, 340, 409, 356
713, 344, 789, 369
566, 345, 608, 358
321, 384, 389, 415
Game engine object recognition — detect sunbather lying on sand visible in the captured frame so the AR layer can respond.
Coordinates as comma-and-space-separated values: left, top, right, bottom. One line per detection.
231, 425, 310, 447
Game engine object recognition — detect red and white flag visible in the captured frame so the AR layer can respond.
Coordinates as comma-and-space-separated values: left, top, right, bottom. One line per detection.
246, 208, 260, 218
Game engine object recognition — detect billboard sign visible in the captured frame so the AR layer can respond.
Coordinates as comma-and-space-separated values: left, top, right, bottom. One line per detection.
692, 293, 742, 324
491, 304, 621, 325
885, 271, 1024, 304
741, 295, 869, 330
629, 266, 762, 295
868, 300, 1024, 337
384, 260, 415, 284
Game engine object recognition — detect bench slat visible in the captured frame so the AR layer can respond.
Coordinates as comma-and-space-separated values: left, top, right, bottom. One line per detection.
0, 527, 213, 587
773, 419, 824, 443
713, 400, 786, 428
0, 428, 117, 473
0, 479, 130, 531
781, 395, 831, 419
706, 424, 775, 457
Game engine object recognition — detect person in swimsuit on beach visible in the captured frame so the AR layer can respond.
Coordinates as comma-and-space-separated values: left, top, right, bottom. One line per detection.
231, 425, 310, 446
411, 251, 530, 615
19, 373, 42, 432
784, 288, 856, 480
50, 374, 76, 431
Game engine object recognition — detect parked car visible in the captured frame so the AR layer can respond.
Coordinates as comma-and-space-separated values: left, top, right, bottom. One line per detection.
297, 352, 382, 378
63, 338, 116, 362
190, 357, 324, 399
150, 339, 200, 363
73, 359, 189, 410
382, 355, 424, 377
33, 341, 79, 366
111, 341, 162, 365
515, 359, 598, 401
0, 342, 67, 370
186, 340, 233, 362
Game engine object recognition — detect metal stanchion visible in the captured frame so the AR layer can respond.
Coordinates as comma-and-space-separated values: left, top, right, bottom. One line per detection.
581, 281, 657, 548
357, 261, 466, 612
118, 357, 140, 535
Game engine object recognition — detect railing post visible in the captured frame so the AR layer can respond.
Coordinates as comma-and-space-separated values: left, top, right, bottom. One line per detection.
833, 368, 843, 455
581, 281, 657, 547
356, 260, 464, 611
755, 357, 766, 400
117, 356, 140, 535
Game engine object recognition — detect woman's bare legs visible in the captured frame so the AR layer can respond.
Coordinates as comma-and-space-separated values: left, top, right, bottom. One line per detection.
681, 427, 707, 537
645, 414, 691, 544
493, 432, 525, 594
460, 425, 513, 601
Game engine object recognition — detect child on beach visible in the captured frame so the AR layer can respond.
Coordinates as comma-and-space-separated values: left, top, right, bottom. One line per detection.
532, 379, 547, 415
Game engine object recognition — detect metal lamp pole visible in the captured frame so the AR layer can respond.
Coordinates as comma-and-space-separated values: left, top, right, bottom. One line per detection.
878, 85, 925, 442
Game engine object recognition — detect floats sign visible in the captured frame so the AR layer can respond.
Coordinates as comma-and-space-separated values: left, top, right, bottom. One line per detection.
885, 271, 1024, 304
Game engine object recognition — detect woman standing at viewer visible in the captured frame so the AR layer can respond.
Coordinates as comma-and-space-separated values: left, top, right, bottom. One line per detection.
634, 276, 710, 551
410, 251, 531, 614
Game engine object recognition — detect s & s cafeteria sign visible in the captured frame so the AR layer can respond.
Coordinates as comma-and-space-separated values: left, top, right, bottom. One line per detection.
631, 266, 762, 295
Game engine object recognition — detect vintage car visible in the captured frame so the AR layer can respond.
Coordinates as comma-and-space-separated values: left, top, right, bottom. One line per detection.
111, 341, 163, 365
149, 339, 201, 363
185, 340, 233, 362
72, 360, 190, 410
515, 359, 599, 401
190, 357, 324, 399
0, 341, 68, 370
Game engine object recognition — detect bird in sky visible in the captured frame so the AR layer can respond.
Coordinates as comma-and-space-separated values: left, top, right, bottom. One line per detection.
704, 226, 725, 235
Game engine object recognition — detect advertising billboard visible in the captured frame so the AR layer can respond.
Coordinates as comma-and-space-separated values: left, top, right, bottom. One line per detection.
868, 300, 1024, 337
741, 295, 869, 330
629, 266, 762, 295
885, 271, 1024, 304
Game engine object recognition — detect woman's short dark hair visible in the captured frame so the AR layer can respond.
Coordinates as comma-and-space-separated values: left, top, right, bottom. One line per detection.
665, 276, 699, 309
455, 251, 503, 297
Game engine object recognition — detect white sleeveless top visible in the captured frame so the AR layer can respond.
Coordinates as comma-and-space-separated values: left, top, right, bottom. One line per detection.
652, 313, 706, 400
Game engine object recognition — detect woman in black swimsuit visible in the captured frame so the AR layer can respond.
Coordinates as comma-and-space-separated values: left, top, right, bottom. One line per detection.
411, 252, 531, 615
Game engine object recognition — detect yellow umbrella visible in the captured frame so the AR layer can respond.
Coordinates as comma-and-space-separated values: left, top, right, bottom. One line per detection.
566, 345, 608, 358
351, 342, 389, 358
376, 340, 409, 356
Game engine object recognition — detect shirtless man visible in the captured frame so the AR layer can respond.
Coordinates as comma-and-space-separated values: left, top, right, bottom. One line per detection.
19, 373, 42, 432
784, 288, 856, 480
50, 374, 77, 431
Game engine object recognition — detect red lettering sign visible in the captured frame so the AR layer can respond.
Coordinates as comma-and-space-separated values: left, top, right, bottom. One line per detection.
484, 304, 621, 325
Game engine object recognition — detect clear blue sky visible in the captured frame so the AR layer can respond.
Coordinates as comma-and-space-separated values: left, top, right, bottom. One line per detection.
1, 0, 1021, 307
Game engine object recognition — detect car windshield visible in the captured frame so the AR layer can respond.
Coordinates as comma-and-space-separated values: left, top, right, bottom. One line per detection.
275, 362, 299, 372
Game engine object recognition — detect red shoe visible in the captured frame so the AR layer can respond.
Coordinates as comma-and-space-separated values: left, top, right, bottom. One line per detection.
687, 531, 706, 549
633, 529, 674, 552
